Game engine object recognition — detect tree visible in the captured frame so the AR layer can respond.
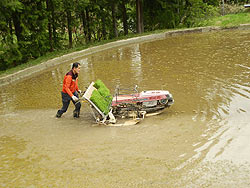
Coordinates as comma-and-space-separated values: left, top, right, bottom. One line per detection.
0, 0, 23, 70
76, 0, 89, 42
0, 0, 224, 71
111, 1, 118, 38
63, 0, 74, 48
136, 0, 144, 34
120, 0, 129, 35
46, 0, 59, 51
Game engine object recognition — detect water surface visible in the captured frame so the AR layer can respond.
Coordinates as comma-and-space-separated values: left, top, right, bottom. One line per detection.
0, 29, 250, 187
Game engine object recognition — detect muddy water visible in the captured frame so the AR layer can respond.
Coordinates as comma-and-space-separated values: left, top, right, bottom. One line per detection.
0, 29, 250, 187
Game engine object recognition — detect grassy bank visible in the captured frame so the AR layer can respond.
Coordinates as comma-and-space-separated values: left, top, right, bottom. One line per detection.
0, 12, 249, 78
199, 12, 250, 27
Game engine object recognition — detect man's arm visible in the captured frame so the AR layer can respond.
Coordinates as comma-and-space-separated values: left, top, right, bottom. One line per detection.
64, 75, 74, 97
76, 79, 79, 92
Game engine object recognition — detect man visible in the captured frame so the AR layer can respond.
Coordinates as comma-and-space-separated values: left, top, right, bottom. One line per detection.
56, 62, 82, 118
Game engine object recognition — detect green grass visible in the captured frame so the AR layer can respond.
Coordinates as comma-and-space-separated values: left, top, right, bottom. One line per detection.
0, 12, 249, 78
199, 12, 250, 27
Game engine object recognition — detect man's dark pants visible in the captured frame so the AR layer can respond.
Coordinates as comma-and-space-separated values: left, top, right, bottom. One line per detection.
56, 91, 81, 118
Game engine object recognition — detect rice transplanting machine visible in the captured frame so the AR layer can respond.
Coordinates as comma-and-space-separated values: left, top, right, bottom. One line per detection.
81, 80, 174, 125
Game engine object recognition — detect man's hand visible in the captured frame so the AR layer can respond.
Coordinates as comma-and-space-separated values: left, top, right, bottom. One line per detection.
78, 90, 85, 96
72, 96, 78, 102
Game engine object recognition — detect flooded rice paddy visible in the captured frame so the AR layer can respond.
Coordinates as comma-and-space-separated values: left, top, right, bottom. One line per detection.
0, 29, 250, 187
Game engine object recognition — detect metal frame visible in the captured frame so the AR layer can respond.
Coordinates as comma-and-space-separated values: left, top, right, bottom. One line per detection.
81, 82, 115, 124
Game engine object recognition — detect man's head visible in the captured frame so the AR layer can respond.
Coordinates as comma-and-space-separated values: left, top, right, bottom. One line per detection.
72, 62, 81, 74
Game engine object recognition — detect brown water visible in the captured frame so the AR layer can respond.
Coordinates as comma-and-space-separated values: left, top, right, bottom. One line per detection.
0, 29, 250, 187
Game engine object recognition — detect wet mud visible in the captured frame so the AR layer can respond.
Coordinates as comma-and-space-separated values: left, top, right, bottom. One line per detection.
0, 29, 250, 187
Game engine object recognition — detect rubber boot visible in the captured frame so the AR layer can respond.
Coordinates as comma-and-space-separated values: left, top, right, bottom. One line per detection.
73, 110, 80, 118
56, 110, 62, 118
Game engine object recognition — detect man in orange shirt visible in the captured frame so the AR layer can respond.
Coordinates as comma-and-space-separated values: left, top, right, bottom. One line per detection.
56, 62, 82, 118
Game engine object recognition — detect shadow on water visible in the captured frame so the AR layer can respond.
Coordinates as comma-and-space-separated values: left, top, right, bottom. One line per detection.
0, 29, 250, 187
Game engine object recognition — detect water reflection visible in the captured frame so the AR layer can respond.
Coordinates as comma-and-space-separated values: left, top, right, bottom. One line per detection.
131, 44, 143, 84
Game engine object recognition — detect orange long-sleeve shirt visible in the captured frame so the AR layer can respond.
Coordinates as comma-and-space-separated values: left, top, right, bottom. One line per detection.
62, 70, 79, 97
